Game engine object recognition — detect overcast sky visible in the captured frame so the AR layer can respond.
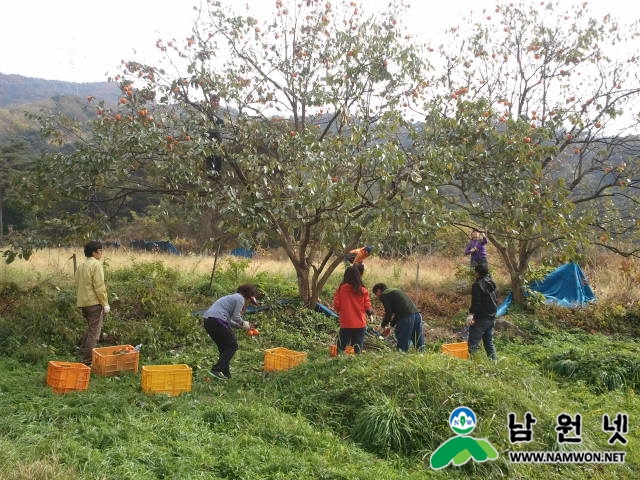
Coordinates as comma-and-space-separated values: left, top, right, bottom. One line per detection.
1, 0, 638, 83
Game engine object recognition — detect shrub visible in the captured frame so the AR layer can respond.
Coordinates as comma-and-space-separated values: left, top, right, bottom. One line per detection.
0, 282, 84, 359
544, 347, 640, 393
352, 393, 426, 455
535, 300, 640, 337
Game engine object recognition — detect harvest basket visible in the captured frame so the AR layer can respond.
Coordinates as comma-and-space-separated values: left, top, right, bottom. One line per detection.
92, 345, 139, 376
263, 347, 307, 371
141, 364, 192, 396
47, 361, 91, 394
441, 341, 469, 360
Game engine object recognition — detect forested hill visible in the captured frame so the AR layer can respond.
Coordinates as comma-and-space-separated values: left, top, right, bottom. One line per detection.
0, 72, 119, 108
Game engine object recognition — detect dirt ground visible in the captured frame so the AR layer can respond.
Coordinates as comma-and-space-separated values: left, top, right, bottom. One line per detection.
366, 286, 470, 343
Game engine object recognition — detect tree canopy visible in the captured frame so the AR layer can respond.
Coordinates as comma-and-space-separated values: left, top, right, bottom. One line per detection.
412, 1, 640, 302
9, 0, 640, 306
22, 0, 436, 306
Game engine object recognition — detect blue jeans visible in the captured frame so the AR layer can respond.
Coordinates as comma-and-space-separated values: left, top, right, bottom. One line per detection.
468, 315, 496, 360
394, 312, 424, 352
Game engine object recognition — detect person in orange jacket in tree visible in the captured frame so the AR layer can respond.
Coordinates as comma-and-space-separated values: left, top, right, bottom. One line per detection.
346, 245, 373, 265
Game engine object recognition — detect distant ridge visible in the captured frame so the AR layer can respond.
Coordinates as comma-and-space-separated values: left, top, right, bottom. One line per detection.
0, 72, 120, 108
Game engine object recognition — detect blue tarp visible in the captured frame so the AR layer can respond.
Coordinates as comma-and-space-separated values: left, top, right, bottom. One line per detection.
315, 303, 338, 317
496, 262, 596, 317
230, 248, 254, 258
130, 240, 180, 255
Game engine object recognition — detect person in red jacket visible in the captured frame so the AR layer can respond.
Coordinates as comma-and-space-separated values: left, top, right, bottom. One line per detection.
333, 265, 373, 354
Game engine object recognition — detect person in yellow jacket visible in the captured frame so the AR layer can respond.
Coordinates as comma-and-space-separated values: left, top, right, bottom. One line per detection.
75, 241, 110, 364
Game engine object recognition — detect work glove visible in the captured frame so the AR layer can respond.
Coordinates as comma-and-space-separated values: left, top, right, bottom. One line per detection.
241, 320, 251, 330
103, 305, 111, 314
466, 314, 474, 326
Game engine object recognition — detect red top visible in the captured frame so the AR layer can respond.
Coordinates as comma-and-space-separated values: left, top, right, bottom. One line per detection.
333, 283, 371, 328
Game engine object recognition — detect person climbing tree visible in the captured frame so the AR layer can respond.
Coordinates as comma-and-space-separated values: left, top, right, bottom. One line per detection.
345, 245, 373, 265
205, 94, 225, 173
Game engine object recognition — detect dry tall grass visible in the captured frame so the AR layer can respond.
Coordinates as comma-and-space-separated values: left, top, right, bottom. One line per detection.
586, 253, 640, 304
0, 247, 299, 286
1, 247, 638, 304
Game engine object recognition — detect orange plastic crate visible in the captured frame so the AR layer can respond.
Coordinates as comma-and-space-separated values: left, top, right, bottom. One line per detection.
47, 361, 91, 394
92, 345, 139, 376
141, 364, 192, 396
441, 341, 469, 360
263, 347, 307, 371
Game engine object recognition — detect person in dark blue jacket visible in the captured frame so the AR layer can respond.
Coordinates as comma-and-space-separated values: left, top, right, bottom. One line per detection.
466, 264, 498, 360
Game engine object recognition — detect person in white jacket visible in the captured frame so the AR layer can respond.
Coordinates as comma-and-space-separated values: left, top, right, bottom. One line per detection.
203, 284, 258, 380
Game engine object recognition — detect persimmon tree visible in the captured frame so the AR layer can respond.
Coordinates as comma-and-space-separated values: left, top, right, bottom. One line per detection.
414, 1, 640, 303
27, 0, 431, 306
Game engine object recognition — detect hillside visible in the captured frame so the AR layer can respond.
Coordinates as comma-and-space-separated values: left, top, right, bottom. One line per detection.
0, 72, 119, 108
0, 251, 637, 479
0, 73, 120, 146
0, 95, 98, 153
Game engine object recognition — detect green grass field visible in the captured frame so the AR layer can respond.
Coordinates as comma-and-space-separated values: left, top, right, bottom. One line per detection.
0, 249, 638, 479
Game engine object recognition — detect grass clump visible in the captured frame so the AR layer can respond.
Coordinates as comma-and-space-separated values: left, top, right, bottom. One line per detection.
543, 347, 640, 393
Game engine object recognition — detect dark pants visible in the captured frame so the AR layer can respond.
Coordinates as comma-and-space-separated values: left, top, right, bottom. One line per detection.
205, 155, 223, 173
338, 327, 366, 354
470, 258, 489, 270
468, 315, 497, 360
204, 318, 238, 377
79, 304, 104, 363
395, 312, 425, 352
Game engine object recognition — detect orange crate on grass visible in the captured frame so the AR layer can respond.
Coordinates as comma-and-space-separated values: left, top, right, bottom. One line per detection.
141, 364, 192, 396
263, 347, 307, 371
441, 341, 469, 360
92, 345, 139, 376
47, 361, 91, 394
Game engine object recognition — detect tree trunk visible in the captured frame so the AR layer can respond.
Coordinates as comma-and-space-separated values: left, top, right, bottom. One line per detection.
510, 272, 525, 305
208, 244, 222, 291
491, 236, 533, 306
295, 265, 312, 307
295, 263, 334, 308
291, 253, 344, 308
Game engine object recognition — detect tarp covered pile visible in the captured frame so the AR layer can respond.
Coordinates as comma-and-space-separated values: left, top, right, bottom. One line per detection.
497, 262, 595, 316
